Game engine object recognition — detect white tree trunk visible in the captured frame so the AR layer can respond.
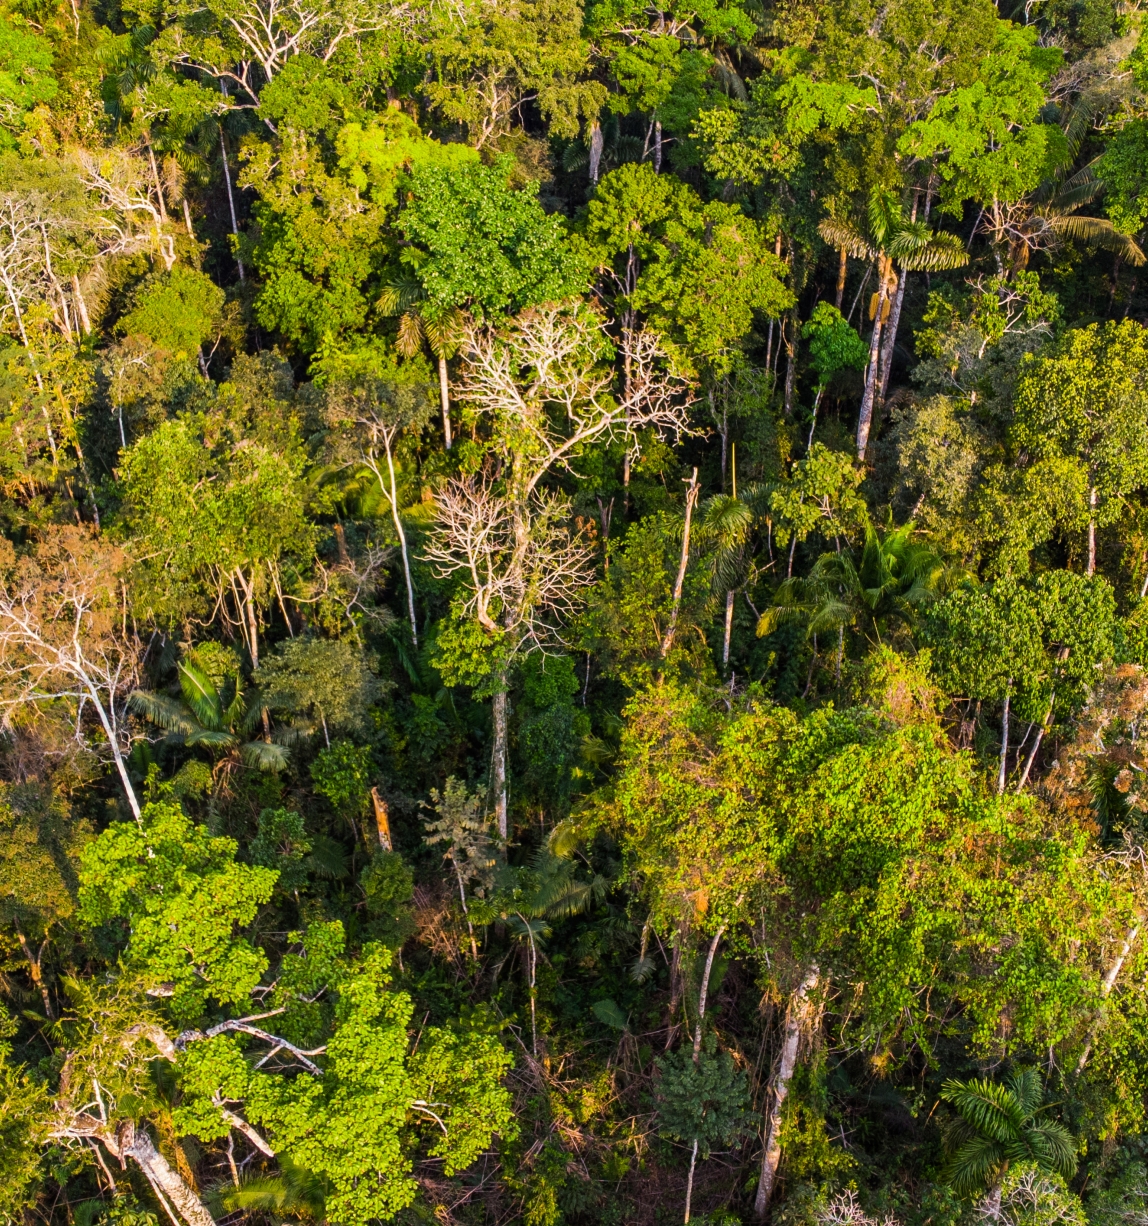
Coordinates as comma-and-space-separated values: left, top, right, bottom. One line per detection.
383, 436, 419, 647
491, 684, 509, 841
722, 590, 735, 669
997, 683, 1011, 795
438, 354, 453, 451
119, 1125, 217, 1226
660, 469, 700, 659
754, 966, 820, 1220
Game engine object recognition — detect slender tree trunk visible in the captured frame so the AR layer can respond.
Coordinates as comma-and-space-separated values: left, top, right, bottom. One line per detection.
654, 120, 663, 172
182, 198, 195, 237
1076, 921, 1141, 1075
876, 269, 907, 406
1088, 486, 1097, 576
371, 787, 392, 851
684, 1137, 699, 1225
835, 246, 847, 309
856, 267, 890, 462
438, 354, 453, 451
84, 679, 141, 821
807, 386, 825, 452
693, 924, 726, 1060
588, 120, 604, 183
491, 683, 509, 842
13, 927, 53, 1017
660, 469, 700, 660
145, 137, 168, 225
754, 966, 820, 1220
783, 317, 797, 416
218, 110, 245, 282
71, 275, 91, 335
723, 589, 735, 669
1017, 692, 1054, 791
997, 682, 1011, 795
381, 438, 418, 646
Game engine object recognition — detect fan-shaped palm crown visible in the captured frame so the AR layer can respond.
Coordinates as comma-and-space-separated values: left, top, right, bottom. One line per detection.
940, 1068, 1076, 1195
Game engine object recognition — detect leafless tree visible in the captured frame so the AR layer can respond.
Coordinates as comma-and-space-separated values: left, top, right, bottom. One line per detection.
427, 301, 693, 839
0, 527, 142, 819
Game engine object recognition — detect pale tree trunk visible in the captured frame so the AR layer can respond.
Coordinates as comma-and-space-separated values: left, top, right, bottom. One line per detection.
693, 925, 726, 1060
835, 246, 847, 309
218, 107, 245, 283
997, 682, 1011, 795
654, 120, 663, 171
84, 677, 142, 821
876, 270, 907, 406
783, 318, 797, 417
371, 787, 392, 851
110, 1124, 217, 1226
1017, 692, 1054, 791
380, 436, 419, 647
491, 683, 509, 842
71, 274, 91, 335
589, 120, 604, 183
1076, 921, 1141, 1075
754, 966, 820, 1220
722, 590, 735, 670
1087, 486, 1097, 576
856, 265, 891, 462
438, 354, 453, 451
684, 1137, 699, 1225
660, 469, 700, 660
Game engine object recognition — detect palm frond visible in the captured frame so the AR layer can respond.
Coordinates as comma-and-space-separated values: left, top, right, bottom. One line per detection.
396, 311, 426, 358
898, 231, 969, 272
946, 1133, 1006, 1195
818, 217, 875, 261
184, 728, 239, 749
178, 661, 224, 731
240, 739, 290, 772
1026, 1122, 1078, 1177
377, 277, 425, 316
1046, 215, 1147, 265
128, 689, 197, 735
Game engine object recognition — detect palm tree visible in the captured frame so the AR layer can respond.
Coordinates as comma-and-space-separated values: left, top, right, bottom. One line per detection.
819, 189, 969, 460
757, 519, 952, 675
377, 276, 463, 450
695, 476, 768, 671
130, 649, 288, 781
940, 1068, 1076, 1207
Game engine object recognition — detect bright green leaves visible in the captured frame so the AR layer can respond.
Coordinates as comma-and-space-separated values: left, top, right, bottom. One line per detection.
399, 159, 585, 320
77, 802, 277, 1020
248, 945, 515, 1225
768, 443, 867, 551
582, 163, 791, 376
0, 18, 56, 148
801, 303, 868, 393
173, 1035, 254, 1143
900, 25, 1065, 210
117, 269, 227, 362
336, 110, 479, 206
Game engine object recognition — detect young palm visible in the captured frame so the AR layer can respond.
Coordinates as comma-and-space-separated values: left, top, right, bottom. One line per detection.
695, 483, 766, 670
377, 276, 463, 449
940, 1068, 1076, 1201
130, 651, 288, 779
757, 520, 953, 675
819, 189, 969, 460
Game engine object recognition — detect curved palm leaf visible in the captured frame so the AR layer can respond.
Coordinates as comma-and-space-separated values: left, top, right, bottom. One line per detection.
178, 661, 224, 730
240, 739, 290, 772
128, 689, 198, 734
818, 217, 875, 260
1046, 214, 1146, 265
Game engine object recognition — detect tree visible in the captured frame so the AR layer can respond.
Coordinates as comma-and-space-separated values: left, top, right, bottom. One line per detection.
800, 302, 868, 449
941, 1069, 1076, 1203
819, 189, 968, 460
1010, 321, 1148, 576
426, 301, 691, 839
0, 528, 143, 819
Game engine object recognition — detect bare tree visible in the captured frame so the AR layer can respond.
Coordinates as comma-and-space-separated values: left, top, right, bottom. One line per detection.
324, 377, 435, 647
76, 146, 177, 272
0, 527, 142, 820
426, 301, 693, 839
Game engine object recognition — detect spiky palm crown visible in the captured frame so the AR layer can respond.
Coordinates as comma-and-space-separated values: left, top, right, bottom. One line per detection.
818, 188, 969, 274
940, 1069, 1076, 1195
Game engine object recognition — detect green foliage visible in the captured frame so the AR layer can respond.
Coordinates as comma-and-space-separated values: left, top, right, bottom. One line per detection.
77, 802, 277, 1020
801, 303, 868, 392
248, 944, 515, 1224
311, 739, 374, 816
941, 1069, 1076, 1194
116, 269, 226, 360
0, 18, 56, 147
655, 1046, 753, 1157
258, 638, 382, 738
399, 159, 585, 320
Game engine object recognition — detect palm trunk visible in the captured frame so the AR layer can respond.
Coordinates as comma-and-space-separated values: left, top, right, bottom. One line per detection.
660, 469, 700, 660
588, 120, 604, 183
491, 683, 509, 842
856, 269, 889, 462
997, 683, 1011, 795
722, 590, 735, 669
835, 246, 847, 309
754, 966, 820, 1220
876, 269, 907, 406
438, 354, 452, 450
